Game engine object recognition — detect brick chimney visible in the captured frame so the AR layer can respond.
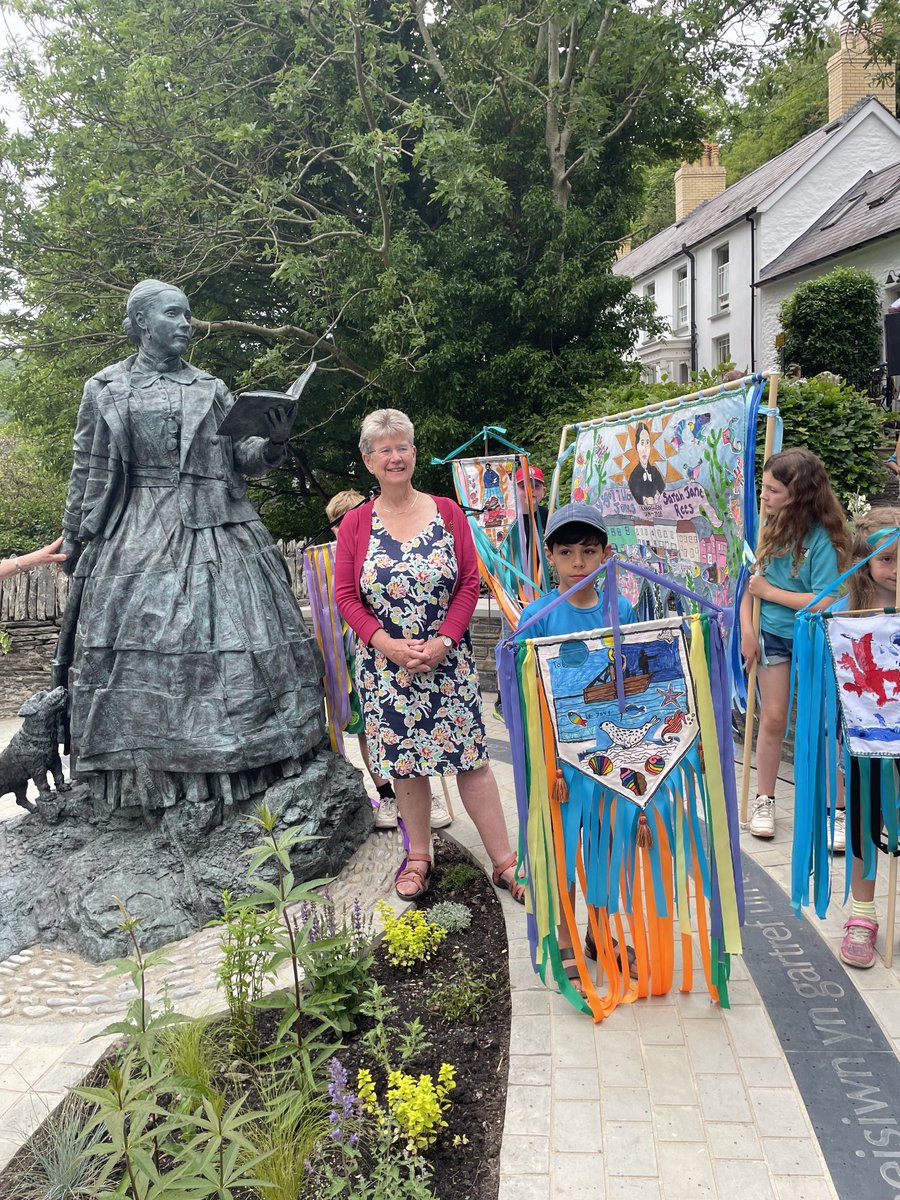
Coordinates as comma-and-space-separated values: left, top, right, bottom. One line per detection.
674, 142, 726, 221
827, 22, 894, 120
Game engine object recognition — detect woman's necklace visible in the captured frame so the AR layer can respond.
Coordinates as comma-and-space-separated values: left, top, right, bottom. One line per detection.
378, 490, 419, 516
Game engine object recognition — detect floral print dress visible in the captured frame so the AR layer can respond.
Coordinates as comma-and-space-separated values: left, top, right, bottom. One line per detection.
355, 512, 488, 779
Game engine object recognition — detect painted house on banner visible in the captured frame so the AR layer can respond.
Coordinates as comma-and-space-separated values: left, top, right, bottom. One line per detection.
614, 25, 900, 380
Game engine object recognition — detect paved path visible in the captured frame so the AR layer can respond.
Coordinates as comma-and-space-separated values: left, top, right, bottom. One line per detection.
2, 710, 900, 1198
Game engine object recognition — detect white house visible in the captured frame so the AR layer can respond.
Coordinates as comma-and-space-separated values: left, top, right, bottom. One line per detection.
613, 26, 900, 380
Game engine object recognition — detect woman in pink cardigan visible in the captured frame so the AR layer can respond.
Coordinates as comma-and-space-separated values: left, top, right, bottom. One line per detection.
335, 408, 524, 903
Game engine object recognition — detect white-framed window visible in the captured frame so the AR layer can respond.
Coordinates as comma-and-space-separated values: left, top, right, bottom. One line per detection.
714, 333, 731, 365
715, 245, 729, 312
674, 266, 688, 329
679, 361, 690, 384
642, 281, 656, 343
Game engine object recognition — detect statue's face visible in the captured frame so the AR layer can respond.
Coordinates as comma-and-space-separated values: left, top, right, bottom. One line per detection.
136, 287, 192, 358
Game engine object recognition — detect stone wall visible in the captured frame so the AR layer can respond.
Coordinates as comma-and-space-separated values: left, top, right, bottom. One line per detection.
0, 567, 68, 719
469, 602, 502, 695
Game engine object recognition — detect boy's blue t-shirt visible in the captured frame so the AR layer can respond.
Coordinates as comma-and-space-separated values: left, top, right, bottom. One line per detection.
760, 522, 840, 638
516, 588, 637, 640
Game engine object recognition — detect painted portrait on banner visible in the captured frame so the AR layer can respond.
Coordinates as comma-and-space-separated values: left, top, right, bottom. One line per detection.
825, 612, 900, 757
533, 618, 699, 808
452, 456, 518, 547
569, 386, 757, 610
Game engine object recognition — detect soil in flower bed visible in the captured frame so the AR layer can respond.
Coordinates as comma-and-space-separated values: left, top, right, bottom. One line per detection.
0, 835, 512, 1200
335, 834, 513, 1200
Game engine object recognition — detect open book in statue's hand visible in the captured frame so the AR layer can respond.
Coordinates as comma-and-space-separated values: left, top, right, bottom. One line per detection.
217, 361, 317, 438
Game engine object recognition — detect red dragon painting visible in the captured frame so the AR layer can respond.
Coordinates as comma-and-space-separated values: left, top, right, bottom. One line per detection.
837, 632, 900, 706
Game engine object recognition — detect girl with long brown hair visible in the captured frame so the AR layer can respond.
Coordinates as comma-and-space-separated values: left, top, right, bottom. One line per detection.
741, 448, 851, 840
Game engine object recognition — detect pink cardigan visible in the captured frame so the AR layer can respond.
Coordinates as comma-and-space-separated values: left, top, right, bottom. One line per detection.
334, 495, 480, 647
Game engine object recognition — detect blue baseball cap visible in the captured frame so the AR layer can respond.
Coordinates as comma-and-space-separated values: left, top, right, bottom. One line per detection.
544, 502, 607, 541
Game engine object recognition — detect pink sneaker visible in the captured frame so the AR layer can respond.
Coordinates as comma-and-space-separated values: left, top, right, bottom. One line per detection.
840, 917, 878, 969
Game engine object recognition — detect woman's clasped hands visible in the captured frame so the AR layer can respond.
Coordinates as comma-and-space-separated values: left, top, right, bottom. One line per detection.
370, 631, 449, 673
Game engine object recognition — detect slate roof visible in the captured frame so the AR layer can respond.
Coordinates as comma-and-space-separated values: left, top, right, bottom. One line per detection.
757, 159, 900, 282
613, 98, 881, 281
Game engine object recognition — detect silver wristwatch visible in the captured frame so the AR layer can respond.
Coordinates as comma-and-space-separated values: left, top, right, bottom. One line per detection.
439, 635, 454, 650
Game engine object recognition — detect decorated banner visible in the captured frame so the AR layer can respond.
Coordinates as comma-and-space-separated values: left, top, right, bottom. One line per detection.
435, 428, 549, 625
563, 378, 764, 611
793, 601, 900, 920
534, 620, 698, 807
498, 584, 744, 1022
452, 455, 519, 549
825, 612, 900, 757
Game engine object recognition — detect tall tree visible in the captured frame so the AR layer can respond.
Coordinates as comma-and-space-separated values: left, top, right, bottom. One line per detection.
0, 0, 840, 532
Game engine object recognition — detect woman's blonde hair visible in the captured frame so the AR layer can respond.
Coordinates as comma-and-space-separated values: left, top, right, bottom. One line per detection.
359, 409, 415, 457
325, 489, 365, 524
847, 506, 900, 610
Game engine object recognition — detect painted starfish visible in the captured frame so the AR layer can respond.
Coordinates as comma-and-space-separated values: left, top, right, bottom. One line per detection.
655, 683, 681, 708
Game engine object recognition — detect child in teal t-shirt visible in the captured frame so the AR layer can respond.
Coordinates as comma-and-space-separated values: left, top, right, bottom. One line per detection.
740, 449, 850, 842
516, 502, 638, 993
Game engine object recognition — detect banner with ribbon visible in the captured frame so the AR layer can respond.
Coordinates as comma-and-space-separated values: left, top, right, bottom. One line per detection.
498, 573, 743, 1021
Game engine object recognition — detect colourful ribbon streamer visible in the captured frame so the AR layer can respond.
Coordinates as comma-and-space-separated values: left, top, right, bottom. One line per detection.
303, 542, 354, 754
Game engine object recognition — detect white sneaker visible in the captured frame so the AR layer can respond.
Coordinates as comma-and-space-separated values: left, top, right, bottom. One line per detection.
747, 794, 775, 839
430, 793, 453, 829
831, 808, 846, 854
374, 795, 398, 830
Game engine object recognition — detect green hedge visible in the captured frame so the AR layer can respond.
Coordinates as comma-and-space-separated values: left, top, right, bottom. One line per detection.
0, 433, 67, 555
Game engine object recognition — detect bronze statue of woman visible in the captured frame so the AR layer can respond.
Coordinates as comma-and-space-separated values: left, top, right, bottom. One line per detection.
57, 280, 323, 810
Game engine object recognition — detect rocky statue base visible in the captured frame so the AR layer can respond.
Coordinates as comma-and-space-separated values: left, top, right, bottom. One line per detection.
0, 751, 372, 963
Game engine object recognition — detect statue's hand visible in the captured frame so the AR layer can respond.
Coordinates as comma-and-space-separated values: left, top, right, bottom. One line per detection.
264, 401, 298, 446
61, 536, 81, 576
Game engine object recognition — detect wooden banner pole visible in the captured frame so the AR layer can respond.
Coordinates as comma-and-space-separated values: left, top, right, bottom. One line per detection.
740, 374, 780, 826
883, 555, 900, 967
549, 425, 571, 517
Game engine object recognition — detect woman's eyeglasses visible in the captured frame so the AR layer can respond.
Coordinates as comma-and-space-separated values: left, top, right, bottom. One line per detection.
370, 444, 413, 459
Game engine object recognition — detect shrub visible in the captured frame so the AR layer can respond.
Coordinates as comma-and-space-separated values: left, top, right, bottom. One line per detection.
779, 267, 882, 393
435, 863, 483, 892
770, 376, 887, 500
0, 432, 67, 555
424, 902, 472, 933
427, 951, 496, 1023
376, 903, 448, 970
210, 889, 279, 1058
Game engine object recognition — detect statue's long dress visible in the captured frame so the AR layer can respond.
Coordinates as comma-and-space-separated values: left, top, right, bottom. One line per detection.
69, 366, 322, 810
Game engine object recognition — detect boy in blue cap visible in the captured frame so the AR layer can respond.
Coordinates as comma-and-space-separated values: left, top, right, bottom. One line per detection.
518, 502, 636, 635
516, 501, 639, 992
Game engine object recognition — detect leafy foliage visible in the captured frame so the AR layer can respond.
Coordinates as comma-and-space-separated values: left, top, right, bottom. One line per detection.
424, 902, 472, 933
426, 950, 496, 1023
376, 903, 448, 971
210, 890, 279, 1059
435, 863, 482, 892
769, 376, 887, 500
0, 431, 67, 555
718, 33, 837, 185
779, 267, 883, 392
